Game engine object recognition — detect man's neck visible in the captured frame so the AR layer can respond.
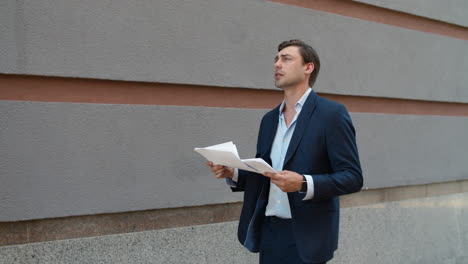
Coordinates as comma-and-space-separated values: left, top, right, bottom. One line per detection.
282, 85, 308, 113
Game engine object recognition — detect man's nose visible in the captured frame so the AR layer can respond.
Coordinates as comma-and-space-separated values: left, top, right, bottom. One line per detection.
274, 61, 281, 69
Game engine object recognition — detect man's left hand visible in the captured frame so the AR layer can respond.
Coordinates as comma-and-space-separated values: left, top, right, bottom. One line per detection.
263, 170, 303, 192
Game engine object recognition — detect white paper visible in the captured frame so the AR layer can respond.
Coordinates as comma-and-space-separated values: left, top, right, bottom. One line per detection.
194, 141, 277, 174
198, 141, 240, 158
242, 158, 277, 174
194, 148, 252, 171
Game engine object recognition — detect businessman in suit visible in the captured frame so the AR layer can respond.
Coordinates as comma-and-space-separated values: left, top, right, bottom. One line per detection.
207, 39, 363, 264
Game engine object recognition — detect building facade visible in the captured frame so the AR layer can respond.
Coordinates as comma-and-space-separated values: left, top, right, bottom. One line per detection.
1, 0, 468, 263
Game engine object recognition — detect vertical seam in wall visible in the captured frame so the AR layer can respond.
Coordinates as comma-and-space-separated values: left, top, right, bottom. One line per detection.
453, 193, 464, 257
26, 222, 30, 243
14, 0, 26, 72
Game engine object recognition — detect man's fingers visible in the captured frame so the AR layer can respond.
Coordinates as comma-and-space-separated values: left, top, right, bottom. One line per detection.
264, 172, 281, 179
210, 164, 223, 172
206, 162, 232, 179
215, 169, 228, 179
214, 167, 226, 174
272, 179, 291, 192
209, 165, 230, 179
271, 179, 284, 189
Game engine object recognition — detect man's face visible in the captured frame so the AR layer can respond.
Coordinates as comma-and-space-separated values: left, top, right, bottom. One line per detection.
274, 46, 310, 89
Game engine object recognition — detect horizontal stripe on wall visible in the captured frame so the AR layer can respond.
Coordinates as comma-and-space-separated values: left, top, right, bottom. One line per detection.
270, 0, 468, 40
1, 180, 466, 247
1, 74, 468, 116
3, 0, 467, 103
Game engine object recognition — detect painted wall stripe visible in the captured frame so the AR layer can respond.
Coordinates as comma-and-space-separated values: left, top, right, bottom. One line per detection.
2, 74, 468, 116
270, 0, 468, 40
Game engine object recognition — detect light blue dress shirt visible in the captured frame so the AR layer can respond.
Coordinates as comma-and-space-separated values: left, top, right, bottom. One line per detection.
228, 88, 315, 219
265, 88, 314, 218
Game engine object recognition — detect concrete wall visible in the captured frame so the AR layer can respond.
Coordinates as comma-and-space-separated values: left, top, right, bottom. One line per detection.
355, 0, 468, 27
1, 0, 467, 103
1, 192, 466, 264
2, 101, 468, 221
1, 0, 467, 261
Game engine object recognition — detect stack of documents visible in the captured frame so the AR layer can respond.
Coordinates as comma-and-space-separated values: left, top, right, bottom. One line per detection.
194, 141, 277, 174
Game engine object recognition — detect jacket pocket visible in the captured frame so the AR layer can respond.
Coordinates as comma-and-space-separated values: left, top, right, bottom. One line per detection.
295, 197, 338, 212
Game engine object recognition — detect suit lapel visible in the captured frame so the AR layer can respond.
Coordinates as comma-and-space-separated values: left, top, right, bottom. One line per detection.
283, 91, 318, 167
260, 105, 280, 163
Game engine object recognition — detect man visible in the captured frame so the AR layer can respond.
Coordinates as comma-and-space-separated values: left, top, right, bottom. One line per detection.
207, 39, 363, 264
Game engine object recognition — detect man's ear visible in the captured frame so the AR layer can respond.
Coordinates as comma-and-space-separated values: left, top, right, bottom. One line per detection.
305, 63, 315, 74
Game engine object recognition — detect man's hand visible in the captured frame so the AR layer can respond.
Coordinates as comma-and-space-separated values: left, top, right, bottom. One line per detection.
263, 170, 302, 192
207, 161, 234, 179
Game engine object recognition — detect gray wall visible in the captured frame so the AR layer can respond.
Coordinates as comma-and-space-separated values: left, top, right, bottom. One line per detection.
354, 0, 468, 27
1, 0, 467, 223
2, 101, 467, 221
1, 192, 467, 263
1, 0, 467, 103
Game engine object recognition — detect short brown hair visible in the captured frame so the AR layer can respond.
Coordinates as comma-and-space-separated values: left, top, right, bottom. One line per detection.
278, 39, 320, 88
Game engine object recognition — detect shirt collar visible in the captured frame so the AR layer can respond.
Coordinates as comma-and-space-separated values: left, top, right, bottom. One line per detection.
278, 88, 312, 117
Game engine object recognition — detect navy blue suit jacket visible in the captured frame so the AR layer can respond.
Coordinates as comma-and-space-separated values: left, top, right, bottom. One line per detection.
231, 90, 363, 263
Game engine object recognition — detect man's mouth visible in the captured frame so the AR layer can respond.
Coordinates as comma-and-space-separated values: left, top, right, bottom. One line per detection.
275, 72, 283, 80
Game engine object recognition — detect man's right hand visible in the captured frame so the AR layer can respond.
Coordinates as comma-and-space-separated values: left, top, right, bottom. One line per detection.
206, 161, 234, 179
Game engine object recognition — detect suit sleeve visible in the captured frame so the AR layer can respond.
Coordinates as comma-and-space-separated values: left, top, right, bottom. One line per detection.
229, 169, 251, 192
311, 105, 363, 200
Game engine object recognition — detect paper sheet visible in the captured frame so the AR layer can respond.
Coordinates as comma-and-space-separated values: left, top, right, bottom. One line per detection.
194, 141, 277, 174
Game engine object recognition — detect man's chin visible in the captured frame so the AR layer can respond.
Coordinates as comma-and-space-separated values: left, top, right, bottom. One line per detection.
274, 81, 285, 89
